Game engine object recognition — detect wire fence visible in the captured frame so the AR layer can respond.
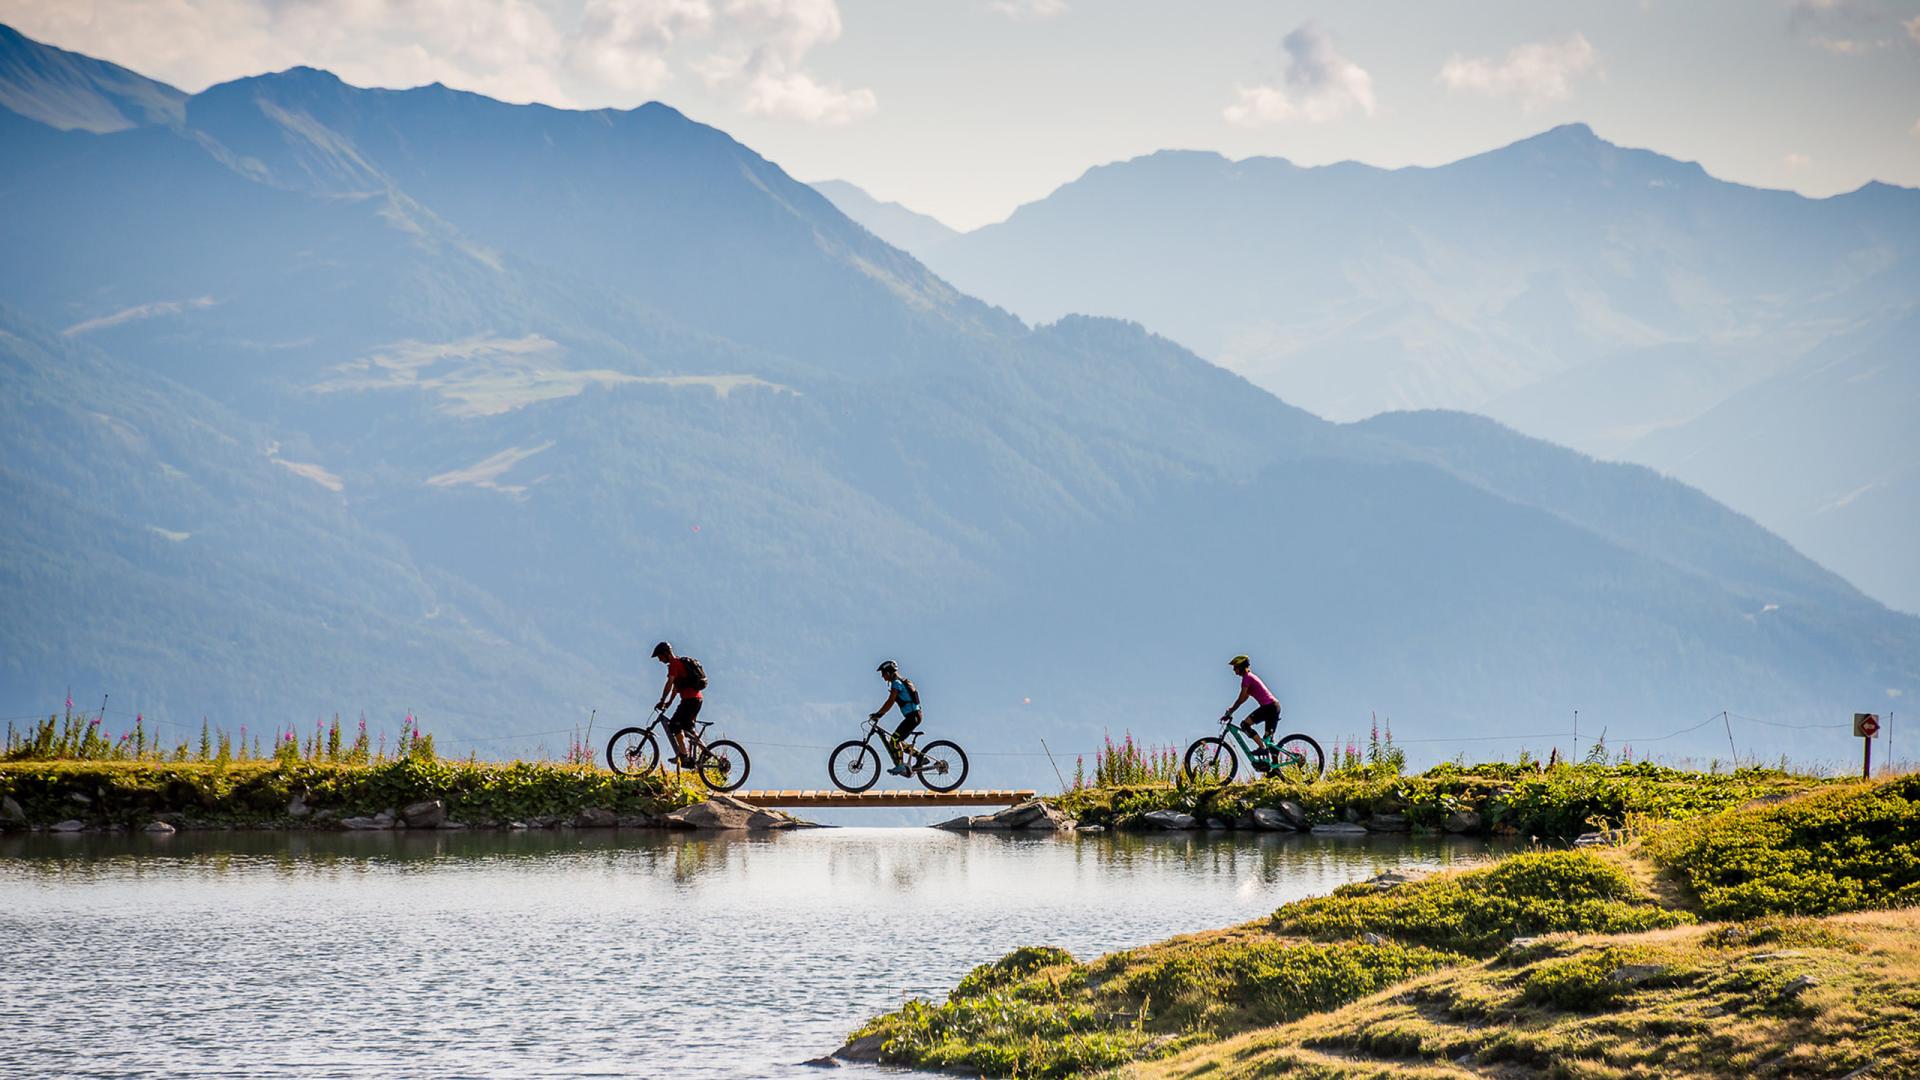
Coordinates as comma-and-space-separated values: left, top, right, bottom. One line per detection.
3, 698, 1897, 772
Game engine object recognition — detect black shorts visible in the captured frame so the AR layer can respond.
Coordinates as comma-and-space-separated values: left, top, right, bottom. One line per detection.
1242, 701, 1280, 734
893, 712, 921, 741
667, 697, 703, 733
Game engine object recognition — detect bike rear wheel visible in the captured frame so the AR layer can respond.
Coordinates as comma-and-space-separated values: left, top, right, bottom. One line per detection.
607, 727, 660, 776
915, 739, 969, 793
698, 739, 751, 792
1184, 736, 1238, 784
1270, 734, 1325, 782
829, 740, 882, 793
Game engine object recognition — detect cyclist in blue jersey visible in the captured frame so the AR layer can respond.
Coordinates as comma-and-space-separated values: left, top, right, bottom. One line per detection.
869, 659, 924, 776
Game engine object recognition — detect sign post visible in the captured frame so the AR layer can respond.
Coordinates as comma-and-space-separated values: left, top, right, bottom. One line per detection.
1854, 713, 1881, 779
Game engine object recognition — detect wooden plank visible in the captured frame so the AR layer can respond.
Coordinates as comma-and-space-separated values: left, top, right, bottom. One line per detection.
724, 789, 1038, 808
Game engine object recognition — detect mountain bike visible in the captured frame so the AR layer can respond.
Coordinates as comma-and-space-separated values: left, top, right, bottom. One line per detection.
1184, 718, 1323, 784
606, 707, 750, 792
827, 715, 969, 794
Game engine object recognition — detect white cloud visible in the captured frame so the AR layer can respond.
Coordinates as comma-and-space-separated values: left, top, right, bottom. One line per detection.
0, 0, 874, 122
571, 0, 713, 94
1223, 22, 1374, 127
988, 0, 1066, 19
1437, 33, 1598, 109
1788, 0, 1899, 54
1784, 151, 1813, 169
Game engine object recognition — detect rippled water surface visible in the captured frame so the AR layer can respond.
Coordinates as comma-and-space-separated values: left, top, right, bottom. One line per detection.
1, 827, 1497, 1077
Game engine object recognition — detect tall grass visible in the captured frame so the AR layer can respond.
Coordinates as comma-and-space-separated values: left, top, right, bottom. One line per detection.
4, 706, 435, 765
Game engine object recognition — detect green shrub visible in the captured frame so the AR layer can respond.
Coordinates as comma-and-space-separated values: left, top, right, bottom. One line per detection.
953, 946, 1077, 998
1648, 774, 1920, 920
1273, 850, 1693, 955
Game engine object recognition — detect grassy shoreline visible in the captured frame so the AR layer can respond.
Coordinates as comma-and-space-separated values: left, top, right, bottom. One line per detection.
845, 772, 1920, 1077
1058, 761, 1831, 839
0, 758, 699, 831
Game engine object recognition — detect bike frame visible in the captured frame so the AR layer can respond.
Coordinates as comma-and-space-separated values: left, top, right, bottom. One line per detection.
1218, 719, 1307, 770
629, 708, 714, 761
858, 716, 920, 765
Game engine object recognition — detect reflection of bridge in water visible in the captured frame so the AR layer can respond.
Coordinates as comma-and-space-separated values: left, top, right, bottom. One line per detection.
730, 789, 1036, 808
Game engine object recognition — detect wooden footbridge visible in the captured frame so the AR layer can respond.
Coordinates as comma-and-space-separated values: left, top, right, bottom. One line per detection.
731, 789, 1035, 808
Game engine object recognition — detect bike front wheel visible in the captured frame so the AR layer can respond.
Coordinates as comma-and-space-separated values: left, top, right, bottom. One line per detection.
1184, 736, 1238, 784
607, 727, 660, 776
915, 740, 969, 793
698, 739, 751, 792
1270, 734, 1325, 782
829, 740, 882, 793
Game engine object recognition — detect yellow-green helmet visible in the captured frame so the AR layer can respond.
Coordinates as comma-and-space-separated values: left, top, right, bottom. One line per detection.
1229, 654, 1250, 669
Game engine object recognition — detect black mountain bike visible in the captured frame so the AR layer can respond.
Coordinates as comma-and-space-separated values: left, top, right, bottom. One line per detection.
828, 715, 968, 794
1184, 717, 1323, 784
606, 707, 750, 793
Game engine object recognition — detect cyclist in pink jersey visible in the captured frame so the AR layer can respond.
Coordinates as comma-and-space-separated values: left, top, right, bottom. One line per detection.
1222, 654, 1282, 744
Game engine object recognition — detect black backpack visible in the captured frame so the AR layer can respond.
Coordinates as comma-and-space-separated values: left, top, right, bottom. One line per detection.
896, 678, 920, 706
676, 657, 709, 692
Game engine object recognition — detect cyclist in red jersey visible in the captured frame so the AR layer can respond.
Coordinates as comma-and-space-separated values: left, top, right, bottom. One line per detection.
651, 641, 702, 767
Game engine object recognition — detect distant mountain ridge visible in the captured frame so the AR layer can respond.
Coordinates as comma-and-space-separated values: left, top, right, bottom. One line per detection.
0, 23, 184, 132
811, 179, 960, 258
1, 24, 1913, 778
898, 123, 1920, 614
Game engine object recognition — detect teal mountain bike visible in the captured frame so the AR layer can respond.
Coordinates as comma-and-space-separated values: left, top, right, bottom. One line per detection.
1184, 719, 1323, 784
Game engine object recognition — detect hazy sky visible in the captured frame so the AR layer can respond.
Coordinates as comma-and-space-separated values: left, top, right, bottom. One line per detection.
6, 0, 1918, 229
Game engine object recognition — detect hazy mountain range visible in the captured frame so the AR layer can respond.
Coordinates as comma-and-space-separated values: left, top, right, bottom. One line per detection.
2, 24, 1913, 779
817, 131, 1919, 616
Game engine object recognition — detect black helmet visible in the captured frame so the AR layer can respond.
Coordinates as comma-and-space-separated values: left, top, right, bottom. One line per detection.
876, 659, 898, 675
651, 642, 673, 660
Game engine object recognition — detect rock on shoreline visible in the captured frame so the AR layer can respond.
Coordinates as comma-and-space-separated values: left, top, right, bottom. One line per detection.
932, 799, 1073, 832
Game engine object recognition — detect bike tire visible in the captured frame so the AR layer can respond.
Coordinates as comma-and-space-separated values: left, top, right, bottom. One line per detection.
1271, 734, 1325, 782
829, 740, 882, 793
1183, 736, 1238, 785
697, 739, 751, 792
915, 739, 969, 793
607, 727, 660, 776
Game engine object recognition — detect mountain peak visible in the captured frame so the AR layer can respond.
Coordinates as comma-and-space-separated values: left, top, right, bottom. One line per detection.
0, 21, 185, 132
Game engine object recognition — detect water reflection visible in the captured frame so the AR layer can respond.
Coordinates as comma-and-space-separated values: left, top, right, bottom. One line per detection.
0, 828, 1503, 1077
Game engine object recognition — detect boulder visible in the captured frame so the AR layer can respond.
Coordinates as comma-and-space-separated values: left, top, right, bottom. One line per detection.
50, 819, 85, 832
1205, 817, 1230, 830
1366, 813, 1409, 832
573, 807, 618, 828
1141, 809, 1198, 830
1781, 975, 1820, 997
1075, 824, 1106, 834
144, 821, 176, 834
339, 816, 391, 830
666, 794, 820, 831
507, 821, 530, 830
1251, 807, 1294, 831
0, 795, 23, 822
616, 814, 661, 829
286, 793, 310, 818
1310, 822, 1368, 836
1276, 800, 1308, 828
1356, 870, 1418, 891
1361, 932, 1389, 946
401, 800, 447, 829
1607, 964, 1667, 986
439, 821, 469, 830
831, 1033, 886, 1063
372, 809, 397, 827
932, 800, 1070, 832
1442, 809, 1481, 834
68, 791, 91, 805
